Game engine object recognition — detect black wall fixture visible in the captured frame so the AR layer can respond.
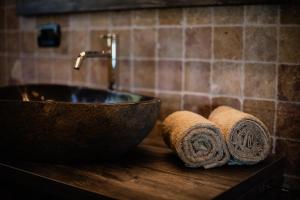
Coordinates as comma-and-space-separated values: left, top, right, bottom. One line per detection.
37, 23, 61, 48
17, 0, 286, 16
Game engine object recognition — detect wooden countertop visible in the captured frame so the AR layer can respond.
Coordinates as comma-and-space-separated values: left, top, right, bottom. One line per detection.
0, 138, 284, 200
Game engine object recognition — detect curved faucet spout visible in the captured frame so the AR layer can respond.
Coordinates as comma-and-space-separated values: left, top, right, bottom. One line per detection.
74, 52, 86, 70
73, 34, 118, 90
74, 51, 111, 70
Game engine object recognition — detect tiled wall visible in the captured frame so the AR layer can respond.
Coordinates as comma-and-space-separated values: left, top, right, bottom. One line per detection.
1, 1, 300, 189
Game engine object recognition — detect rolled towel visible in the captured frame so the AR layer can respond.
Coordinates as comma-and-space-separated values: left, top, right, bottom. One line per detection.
209, 106, 271, 165
162, 111, 230, 169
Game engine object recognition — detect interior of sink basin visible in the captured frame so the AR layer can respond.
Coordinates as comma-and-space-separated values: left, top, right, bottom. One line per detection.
0, 84, 153, 104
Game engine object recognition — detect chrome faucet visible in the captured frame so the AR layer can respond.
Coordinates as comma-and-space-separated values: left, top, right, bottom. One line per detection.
74, 33, 118, 90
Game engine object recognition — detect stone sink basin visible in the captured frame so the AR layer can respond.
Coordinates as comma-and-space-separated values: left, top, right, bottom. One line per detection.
0, 84, 160, 163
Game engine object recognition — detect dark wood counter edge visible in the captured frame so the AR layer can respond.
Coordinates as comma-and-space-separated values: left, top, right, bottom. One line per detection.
0, 154, 285, 200
0, 163, 113, 200
214, 155, 285, 199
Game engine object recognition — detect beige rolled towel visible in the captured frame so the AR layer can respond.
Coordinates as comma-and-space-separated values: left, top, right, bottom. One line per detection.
162, 111, 230, 169
209, 106, 271, 165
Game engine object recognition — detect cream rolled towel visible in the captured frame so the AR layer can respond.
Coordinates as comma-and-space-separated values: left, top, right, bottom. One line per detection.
162, 111, 230, 169
209, 106, 271, 165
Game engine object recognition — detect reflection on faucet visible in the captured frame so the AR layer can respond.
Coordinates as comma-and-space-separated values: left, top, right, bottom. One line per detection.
74, 33, 118, 90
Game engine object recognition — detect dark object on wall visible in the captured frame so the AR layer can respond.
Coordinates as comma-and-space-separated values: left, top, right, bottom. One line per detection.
37, 23, 61, 47
16, 0, 285, 16
0, 84, 160, 163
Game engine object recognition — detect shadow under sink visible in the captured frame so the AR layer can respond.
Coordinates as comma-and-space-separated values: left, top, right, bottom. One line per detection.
0, 84, 160, 163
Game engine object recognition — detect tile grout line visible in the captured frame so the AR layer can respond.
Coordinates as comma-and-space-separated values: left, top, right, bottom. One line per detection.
66, 26, 72, 86
240, 6, 246, 111
276, 136, 300, 143
85, 13, 92, 87
4, 4, 8, 85
273, 5, 280, 154
154, 9, 159, 97
24, 53, 300, 66
129, 11, 135, 92
82, 23, 300, 31
131, 86, 300, 104
209, 7, 214, 112
180, 8, 186, 110
17, 11, 23, 84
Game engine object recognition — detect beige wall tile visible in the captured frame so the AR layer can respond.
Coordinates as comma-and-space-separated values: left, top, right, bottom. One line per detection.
133, 29, 155, 58
157, 93, 181, 120
276, 102, 300, 139
158, 28, 182, 58
279, 27, 300, 63
36, 16, 53, 26
117, 59, 131, 90
113, 29, 131, 58
158, 60, 182, 91
244, 63, 276, 98
6, 56, 22, 84
184, 61, 210, 93
70, 31, 89, 55
5, 32, 20, 54
20, 17, 36, 31
89, 30, 109, 51
0, 32, 5, 52
36, 47, 53, 56
212, 97, 241, 110
243, 99, 275, 135
5, 6, 19, 30
159, 9, 183, 25
53, 58, 72, 84
280, 5, 300, 24
21, 57, 36, 83
212, 62, 241, 96
132, 10, 156, 26
111, 11, 131, 26
245, 5, 278, 24
0, 56, 7, 85
0, 7, 5, 30
186, 7, 211, 25
214, 27, 242, 60
186, 27, 211, 59
54, 30, 70, 55
5, 0, 16, 6
90, 12, 111, 27
89, 59, 108, 87
70, 13, 90, 29
278, 64, 300, 102
71, 57, 88, 84
36, 57, 53, 83
21, 31, 37, 54
183, 95, 211, 118
134, 89, 155, 97
53, 14, 70, 28
213, 6, 244, 24
245, 27, 277, 62
134, 60, 155, 89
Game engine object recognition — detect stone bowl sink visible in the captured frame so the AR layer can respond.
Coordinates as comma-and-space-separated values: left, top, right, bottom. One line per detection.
0, 84, 160, 163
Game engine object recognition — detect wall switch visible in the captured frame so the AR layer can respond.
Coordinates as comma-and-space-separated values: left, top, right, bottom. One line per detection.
37, 23, 61, 47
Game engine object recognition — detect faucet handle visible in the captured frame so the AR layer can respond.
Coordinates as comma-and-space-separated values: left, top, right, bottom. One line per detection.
100, 33, 117, 47
100, 33, 117, 39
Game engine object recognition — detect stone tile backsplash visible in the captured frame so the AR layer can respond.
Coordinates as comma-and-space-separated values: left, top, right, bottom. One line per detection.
1, 2, 300, 189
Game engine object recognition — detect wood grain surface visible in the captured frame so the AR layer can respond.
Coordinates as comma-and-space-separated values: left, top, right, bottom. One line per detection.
0, 138, 284, 200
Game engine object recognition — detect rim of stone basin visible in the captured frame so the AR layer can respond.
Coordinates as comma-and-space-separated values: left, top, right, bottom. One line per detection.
0, 84, 161, 106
